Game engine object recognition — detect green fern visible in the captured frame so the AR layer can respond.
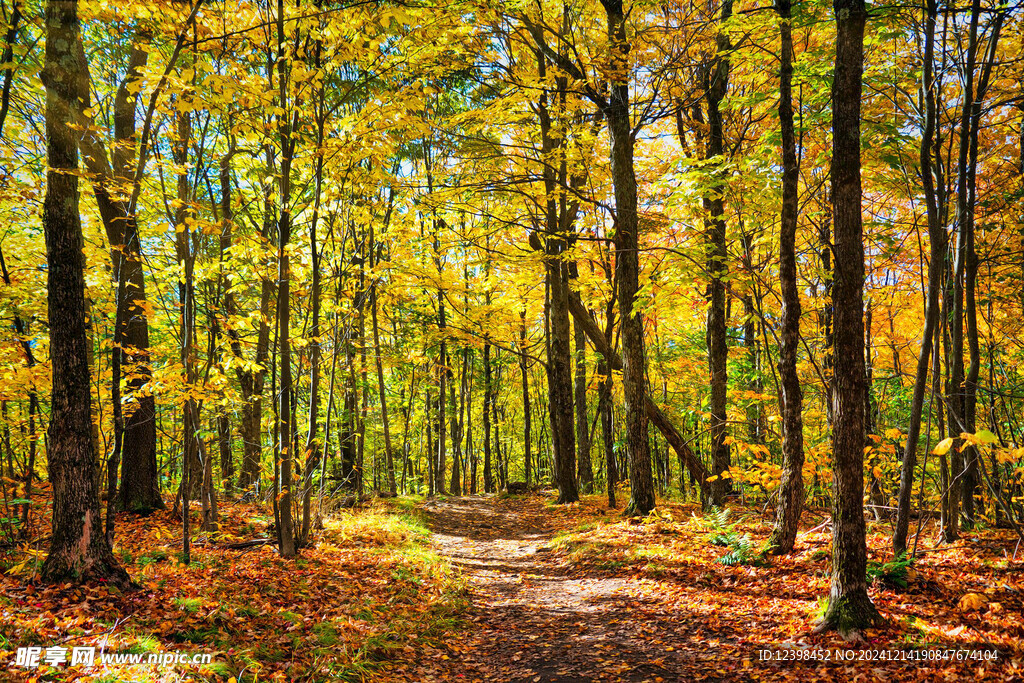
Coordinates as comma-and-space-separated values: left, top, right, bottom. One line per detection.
715, 534, 769, 567
867, 554, 914, 589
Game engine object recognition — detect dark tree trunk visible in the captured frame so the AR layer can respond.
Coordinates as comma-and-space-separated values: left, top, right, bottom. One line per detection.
450, 347, 466, 496
575, 319, 593, 493
173, 100, 205, 540
601, 0, 654, 515
233, 151, 275, 493
274, 0, 296, 557
70, 32, 164, 515
769, 0, 805, 554
373, 270, 397, 496
520, 310, 532, 486
483, 340, 493, 493
39, 0, 129, 587
703, 0, 734, 505
536, 51, 578, 504
816, 0, 882, 639
300, 83, 325, 543
598, 357, 616, 508
961, 5, 1004, 529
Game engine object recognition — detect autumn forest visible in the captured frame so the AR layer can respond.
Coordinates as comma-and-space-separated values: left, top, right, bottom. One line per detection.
0, 0, 1023, 679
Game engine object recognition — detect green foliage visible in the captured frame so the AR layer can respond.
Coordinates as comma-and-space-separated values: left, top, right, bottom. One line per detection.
172, 596, 203, 613
700, 505, 739, 545
867, 553, 914, 589
699, 506, 768, 567
715, 533, 769, 567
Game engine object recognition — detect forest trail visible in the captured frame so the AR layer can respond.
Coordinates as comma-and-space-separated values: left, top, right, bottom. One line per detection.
397, 495, 696, 682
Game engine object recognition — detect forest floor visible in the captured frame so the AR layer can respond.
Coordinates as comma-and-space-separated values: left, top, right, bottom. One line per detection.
388, 493, 1023, 682
0, 491, 1022, 681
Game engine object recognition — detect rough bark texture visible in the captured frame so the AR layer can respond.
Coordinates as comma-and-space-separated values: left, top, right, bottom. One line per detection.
768, 0, 805, 555
703, 0, 734, 505
601, 0, 653, 516
483, 340, 493, 493
274, 0, 296, 557
301, 103, 325, 542
817, 0, 882, 639
39, 0, 129, 587
520, 310, 533, 486
536, 52, 578, 505
598, 357, 616, 508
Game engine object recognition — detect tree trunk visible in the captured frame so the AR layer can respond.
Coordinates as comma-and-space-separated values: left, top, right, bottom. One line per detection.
575, 319, 593, 493
71, 31, 164, 515
893, 0, 942, 556
536, 51, 578, 504
598, 357, 616, 508
39, 0, 129, 587
815, 0, 882, 638
520, 310, 532, 486
768, 0, 805, 554
600, 0, 654, 516
372, 271, 397, 497
300, 89, 325, 544
274, 0, 296, 558
704, 0, 734, 505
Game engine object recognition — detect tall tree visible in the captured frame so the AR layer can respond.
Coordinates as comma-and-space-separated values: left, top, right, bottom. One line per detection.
39, 0, 129, 587
815, 0, 882, 639
600, 0, 654, 515
575, 319, 593, 493
703, 0, 734, 505
768, 0, 805, 555
274, 0, 296, 558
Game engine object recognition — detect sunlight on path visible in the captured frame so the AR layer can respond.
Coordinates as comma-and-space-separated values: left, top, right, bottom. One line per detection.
400, 496, 685, 683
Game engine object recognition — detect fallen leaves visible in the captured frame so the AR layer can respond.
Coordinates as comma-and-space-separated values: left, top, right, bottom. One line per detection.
0, 500, 466, 681
392, 493, 1023, 682
958, 592, 989, 612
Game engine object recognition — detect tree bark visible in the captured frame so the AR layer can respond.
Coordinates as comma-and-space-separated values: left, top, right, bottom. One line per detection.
575, 319, 593, 493
483, 339, 493, 493
274, 0, 296, 558
300, 77, 325, 543
73, 33, 164, 515
600, 0, 654, 515
768, 0, 805, 554
704, 0, 734, 505
39, 0, 129, 587
520, 310, 532, 486
815, 0, 882, 638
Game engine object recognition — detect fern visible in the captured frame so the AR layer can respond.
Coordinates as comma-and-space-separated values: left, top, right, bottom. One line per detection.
867, 554, 914, 589
715, 534, 769, 567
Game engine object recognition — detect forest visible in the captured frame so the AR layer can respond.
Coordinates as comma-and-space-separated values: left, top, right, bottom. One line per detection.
0, 0, 1022, 679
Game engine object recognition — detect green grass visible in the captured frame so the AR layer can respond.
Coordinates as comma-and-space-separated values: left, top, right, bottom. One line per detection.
172, 596, 203, 613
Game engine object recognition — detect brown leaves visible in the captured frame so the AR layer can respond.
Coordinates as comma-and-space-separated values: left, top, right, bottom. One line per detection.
0, 500, 466, 681
392, 494, 1023, 682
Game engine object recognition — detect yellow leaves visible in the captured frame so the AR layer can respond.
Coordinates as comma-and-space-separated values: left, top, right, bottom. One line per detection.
932, 437, 954, 455
884, 428, 902, 441
962, 429, 999, 446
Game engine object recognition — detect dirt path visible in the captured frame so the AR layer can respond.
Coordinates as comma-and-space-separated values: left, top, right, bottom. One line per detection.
397, 495, 690, 683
